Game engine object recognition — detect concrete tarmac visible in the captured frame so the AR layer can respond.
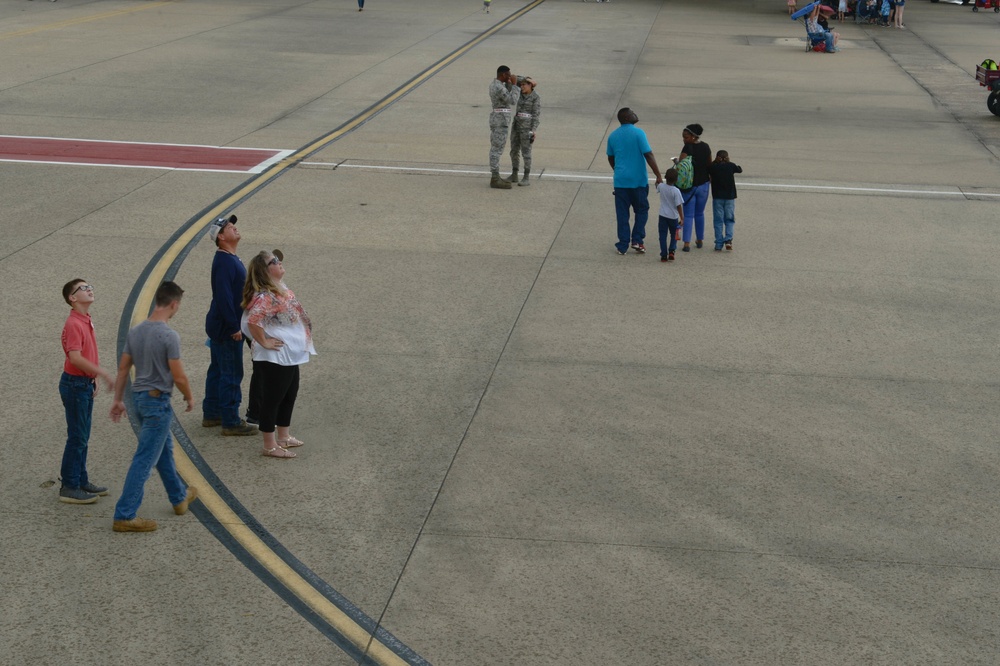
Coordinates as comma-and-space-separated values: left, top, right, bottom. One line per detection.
3, 0, 1000, 664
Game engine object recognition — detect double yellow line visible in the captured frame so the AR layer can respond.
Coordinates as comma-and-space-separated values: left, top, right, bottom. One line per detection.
122, 1, 547, 662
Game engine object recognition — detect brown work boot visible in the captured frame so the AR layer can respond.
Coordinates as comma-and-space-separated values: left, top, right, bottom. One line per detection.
113, 517, 158, 533
222, 420, 257, 436
173, 486, 198, 515
490, 172, 512, 189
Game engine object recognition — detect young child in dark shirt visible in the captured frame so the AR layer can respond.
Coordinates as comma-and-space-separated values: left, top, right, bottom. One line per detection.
707, 150, 743, 251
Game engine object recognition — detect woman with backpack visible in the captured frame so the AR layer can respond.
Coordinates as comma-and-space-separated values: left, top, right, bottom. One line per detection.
673, 123, 712, 252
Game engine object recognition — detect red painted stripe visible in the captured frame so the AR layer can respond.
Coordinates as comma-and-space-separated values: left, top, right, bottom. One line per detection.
0, 136, 282, 171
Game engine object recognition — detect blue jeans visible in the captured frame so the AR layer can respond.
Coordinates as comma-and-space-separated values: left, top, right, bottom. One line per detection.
113, 391, 187, 521
203, 336, 244, 427
59, 372, 95, 489
681, 182, 710, 244
657, 216, 679, 257
712, 198, 736, 248
613, 186, 650, 252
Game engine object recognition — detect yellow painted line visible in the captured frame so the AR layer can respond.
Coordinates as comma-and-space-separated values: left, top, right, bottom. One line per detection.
0, 1, 175, 41
122, 3, 548, 662
169, 446, 408, 665
127, 172, 409, 664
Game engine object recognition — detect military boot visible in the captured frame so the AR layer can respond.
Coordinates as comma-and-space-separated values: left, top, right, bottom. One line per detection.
518, 169, 530, 186
505, 167, 519, 183
490, 171, 512, 189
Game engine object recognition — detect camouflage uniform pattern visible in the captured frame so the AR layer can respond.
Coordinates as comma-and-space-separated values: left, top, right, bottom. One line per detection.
488, 78, 520, 172
509, 90, 541, 173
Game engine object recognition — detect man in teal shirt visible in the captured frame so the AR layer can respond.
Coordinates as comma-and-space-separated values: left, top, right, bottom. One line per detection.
606, 108, 663, 255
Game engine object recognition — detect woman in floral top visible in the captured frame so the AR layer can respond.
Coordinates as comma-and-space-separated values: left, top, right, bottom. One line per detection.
240, 251, 316, 459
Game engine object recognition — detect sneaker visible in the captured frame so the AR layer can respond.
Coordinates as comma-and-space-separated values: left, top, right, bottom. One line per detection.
173, 486, 198, 516
59, 486, 98, 504
202, 418, 222, 427
80, 482, 109, 496
634, 244, 646, 254
112, 517, 158, 533
725, 242, 733, 251
245, 416, 259, 426
630, 242, 640, 252
695, 240, 703, 249
668, 252, 675, 261
616, 248, 627, 255
714, 246, 723, 252
222, 420, 257, 436
660, 255, 668, 262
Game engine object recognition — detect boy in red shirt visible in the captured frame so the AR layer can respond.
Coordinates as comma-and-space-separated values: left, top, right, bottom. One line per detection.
59, 279, 114, 504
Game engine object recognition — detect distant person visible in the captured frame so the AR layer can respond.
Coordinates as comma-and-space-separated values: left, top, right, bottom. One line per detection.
673, 123, 712, 251
788, 0, 797, 15
58, 279, 114, 505
606, 107, 663, 255
655, 169, 685, 262
483, 0, 491, 12
707, 150, 743, 252
358, 0, 365, 10
894, 0, 904, 28
203, 214, 255, 436
109, 281, 197, 533
242, 252, 316, 459
506, 77, 540, 186
488, 66, 522, 189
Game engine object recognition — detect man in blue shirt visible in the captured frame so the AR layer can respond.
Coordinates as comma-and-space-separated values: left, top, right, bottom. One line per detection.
203, 215, 256, 436
606, 108, 663, 255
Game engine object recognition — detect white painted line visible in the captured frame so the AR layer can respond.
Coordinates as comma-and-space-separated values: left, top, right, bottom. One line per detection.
249, 149, 296, 174
301, 162, 1000, 198
0, 157, 255, 173
0, 134, 290, 152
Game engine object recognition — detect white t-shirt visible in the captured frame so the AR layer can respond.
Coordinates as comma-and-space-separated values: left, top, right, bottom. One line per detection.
656, 182, 684, 219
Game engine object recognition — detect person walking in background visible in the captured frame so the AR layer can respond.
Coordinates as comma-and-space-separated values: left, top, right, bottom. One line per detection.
358, 0, 365, 11
488, 66, 522, 189
483, 0, 491, 12
58, 279, 115, 505
607, 107, 663, 255
655, 168, 685, 263
707, 150, 743, 252
674, 123, 712, 251
242, 252, 316, 459
109, 281, 197, 533
506, 76, 540, 186
894, 0, 904, 28
203, 214, 255, 436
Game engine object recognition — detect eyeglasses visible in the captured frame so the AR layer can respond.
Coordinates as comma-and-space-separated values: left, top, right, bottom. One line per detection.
71, 284, 93, 295
268, 258, 282, 266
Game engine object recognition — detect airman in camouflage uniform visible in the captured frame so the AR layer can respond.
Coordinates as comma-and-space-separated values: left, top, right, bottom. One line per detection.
506, 78, 540, 186
488, 65, 521, 190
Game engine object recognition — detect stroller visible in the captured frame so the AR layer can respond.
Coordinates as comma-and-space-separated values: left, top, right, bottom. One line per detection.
972, 0, 1000, 12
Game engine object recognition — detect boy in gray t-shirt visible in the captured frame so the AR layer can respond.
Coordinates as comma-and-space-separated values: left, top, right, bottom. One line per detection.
109, 281, 197, 533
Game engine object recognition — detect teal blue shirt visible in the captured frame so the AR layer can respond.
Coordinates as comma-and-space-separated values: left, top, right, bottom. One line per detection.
607, 123, 652, 188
